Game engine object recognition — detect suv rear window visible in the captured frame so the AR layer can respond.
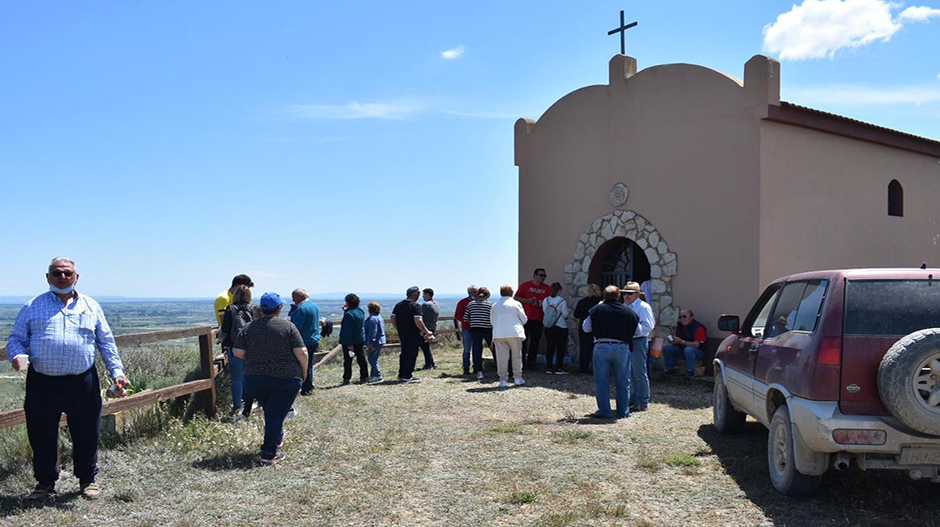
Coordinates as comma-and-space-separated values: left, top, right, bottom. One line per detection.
845, 280, 940, 336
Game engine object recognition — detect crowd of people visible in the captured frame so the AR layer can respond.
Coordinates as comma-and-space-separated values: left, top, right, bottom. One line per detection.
5, 258, 708, 499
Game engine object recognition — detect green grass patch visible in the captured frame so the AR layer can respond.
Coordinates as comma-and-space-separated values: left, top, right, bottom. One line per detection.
552, 429, 593, 443
507, 491, 538, 505
665, 452, 702, 468
489, 424, 525, 434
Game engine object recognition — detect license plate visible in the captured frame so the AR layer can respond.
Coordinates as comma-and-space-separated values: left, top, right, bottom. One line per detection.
900, 448, 940, 465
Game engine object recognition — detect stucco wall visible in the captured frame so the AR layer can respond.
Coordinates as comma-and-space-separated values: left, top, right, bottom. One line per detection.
759, 121, 940, 286
516, 56, 778, 334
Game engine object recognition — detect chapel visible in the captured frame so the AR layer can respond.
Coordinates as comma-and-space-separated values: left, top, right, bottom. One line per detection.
515, 54, 940, 357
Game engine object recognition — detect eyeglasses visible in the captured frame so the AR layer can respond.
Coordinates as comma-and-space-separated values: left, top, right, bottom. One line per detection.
51, 270, 75, 278
536, 274, 547, 278
678, 315, 690, 319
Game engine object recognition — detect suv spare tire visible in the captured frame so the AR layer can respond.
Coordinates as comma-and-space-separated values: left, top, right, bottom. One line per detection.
878, 328, 940, 436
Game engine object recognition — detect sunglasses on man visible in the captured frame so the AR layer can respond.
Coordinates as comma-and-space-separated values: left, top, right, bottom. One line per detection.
51, 270, 75, 278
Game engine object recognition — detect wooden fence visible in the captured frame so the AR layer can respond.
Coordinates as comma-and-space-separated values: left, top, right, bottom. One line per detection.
0, 326, 220, 430
0, 316, 461, 430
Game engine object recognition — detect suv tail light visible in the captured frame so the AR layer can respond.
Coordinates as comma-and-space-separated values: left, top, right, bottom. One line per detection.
818, 336, 842, 366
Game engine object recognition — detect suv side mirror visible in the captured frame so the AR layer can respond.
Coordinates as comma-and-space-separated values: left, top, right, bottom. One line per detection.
718, 315, 740, 333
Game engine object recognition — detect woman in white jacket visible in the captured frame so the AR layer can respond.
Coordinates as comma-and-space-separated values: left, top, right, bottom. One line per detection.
490, 285, 528, 388
542, 282, 571, 374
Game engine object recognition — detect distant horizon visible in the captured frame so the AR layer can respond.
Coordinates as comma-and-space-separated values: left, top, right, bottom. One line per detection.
0, 292, 469, 304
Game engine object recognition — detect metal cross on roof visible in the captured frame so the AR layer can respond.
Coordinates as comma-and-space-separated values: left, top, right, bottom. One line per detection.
607, 9, 638, 55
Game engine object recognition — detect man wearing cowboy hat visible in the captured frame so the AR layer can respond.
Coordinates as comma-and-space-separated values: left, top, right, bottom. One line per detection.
622, 281, 655, 412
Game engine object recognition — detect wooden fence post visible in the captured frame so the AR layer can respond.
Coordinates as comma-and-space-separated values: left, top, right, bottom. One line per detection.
198, 330, 217, 418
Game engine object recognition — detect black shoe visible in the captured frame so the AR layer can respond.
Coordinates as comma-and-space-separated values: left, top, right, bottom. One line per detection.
632, 404, 648, 412
587, 411, 614, 420
463, 368, 470, 375
300, 389, 313, 396
24, 484, 56, 502
686, 371, 696, 379
342, 380, 350, 386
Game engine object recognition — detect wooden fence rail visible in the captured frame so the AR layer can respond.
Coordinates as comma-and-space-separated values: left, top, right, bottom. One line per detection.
0, 326, 219, 430
0, 315, 462, 430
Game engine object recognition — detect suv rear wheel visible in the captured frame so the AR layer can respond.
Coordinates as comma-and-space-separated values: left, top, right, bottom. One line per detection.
768, 405, 822, 496
713, 373, 746, 434
879, 328, 940, 436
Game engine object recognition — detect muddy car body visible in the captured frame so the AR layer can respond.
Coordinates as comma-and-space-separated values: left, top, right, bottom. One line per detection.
713, 269, 940, 495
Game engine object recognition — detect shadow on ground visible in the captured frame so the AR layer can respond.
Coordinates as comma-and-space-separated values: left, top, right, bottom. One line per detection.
0, 491, 80, 517
191, 451, 259, 472
698, 422, 940, 526
449, 360, 714, 411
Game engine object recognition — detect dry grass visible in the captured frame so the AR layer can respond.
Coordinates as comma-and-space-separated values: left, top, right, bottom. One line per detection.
0, 341, 938, 526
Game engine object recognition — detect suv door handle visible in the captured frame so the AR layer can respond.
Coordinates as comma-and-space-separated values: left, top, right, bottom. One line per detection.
748, 345, 760, 353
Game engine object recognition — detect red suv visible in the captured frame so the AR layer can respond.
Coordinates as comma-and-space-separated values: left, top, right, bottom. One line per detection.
713, 269, 940, 495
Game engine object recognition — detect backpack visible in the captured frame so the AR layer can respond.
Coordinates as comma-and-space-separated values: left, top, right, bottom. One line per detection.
544, 299, 561, 328
230, 304, 253, 339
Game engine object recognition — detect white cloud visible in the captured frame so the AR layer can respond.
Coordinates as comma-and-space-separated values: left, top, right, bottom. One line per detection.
284, 101, 421, 120
787, 84, 940, 105
440, 45, 466, 60
763, 0, 940, 61
898, 6, 940, 21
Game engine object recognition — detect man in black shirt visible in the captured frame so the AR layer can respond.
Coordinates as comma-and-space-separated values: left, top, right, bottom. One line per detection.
391, 286, 434, 383
581, 285, 639, 419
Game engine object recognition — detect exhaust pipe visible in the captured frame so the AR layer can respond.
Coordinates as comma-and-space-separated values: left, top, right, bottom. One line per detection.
833, 452, 851, 471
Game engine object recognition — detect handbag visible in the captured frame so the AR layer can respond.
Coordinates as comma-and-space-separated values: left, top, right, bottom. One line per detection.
649, 337, 664, 359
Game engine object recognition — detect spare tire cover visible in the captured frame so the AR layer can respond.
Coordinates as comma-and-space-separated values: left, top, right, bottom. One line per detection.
878, 328, 940, 436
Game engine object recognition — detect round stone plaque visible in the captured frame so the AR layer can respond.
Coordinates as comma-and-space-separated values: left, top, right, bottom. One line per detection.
610, 182, 629, 207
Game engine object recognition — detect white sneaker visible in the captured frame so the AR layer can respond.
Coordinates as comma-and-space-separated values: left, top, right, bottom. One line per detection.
285, 408, 297, 420
514, 378, 526, 386
499, 380, 508, 388
477, 372, 484, 380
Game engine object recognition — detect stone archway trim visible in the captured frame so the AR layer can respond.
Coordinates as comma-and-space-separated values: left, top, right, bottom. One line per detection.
563, 210, 679, 336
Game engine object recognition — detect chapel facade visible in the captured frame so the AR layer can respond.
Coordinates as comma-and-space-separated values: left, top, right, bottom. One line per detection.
515, 54, 940, 353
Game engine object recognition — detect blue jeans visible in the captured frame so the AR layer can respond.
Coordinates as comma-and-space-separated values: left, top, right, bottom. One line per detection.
368, 344, 383, 378
593, 342, 632, 418
228, 349, 246, 411
244, 375, 301, 456
663, 344, 704, 373
629, 337, 650, 406
461, 329, 472, 371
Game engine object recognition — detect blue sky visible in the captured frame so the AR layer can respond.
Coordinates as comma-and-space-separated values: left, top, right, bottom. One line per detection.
2, 0, 938, 298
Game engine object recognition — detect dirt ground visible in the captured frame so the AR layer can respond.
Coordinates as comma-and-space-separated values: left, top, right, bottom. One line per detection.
0, 343, 937, 527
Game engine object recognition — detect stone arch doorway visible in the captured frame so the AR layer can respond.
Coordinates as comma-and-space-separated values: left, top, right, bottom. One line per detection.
564, 211, 679, 351
588, 237, 652, 288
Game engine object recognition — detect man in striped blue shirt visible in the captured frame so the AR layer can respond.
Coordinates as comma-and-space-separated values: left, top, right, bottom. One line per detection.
6, 257, 128, 502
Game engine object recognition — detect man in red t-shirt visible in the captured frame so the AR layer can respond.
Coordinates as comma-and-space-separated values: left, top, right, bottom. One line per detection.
514, 268, 551, 368
453, 285, 477, 375
663, 309, 708, 378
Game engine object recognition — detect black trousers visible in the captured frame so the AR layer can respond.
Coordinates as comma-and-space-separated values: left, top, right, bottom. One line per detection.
419, 340, 436, 367
398, 334, 421, 379
579, 331, 595, 374
545, 326, 568, 370
25, 366, 102, 487
522, 320, 544, 366
302, 341, 320, 392
342, 343, 368, 382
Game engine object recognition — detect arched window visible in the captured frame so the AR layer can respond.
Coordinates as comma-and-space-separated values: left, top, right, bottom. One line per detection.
888, 180, 903, 217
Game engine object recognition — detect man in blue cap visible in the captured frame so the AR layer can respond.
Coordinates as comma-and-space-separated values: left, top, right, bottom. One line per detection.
233, 292, 308, 464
